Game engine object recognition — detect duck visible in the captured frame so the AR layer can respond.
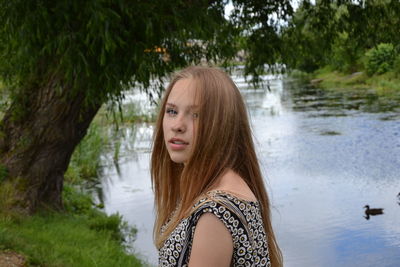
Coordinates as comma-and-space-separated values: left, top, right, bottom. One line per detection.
364, 205, 384, 215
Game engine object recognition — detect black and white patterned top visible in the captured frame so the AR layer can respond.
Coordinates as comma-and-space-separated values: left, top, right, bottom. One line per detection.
158, 190, 271, 267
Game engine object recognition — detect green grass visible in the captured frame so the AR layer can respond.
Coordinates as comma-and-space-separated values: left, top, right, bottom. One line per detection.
0, 88, 149, 266
366, 72, 400, 93
0, 127, 145, 266
308, 67, 400, 99
64, 122, 108, 185
0, 211, 142, 266
0, 185, 142, 266
313, 68, 400, 94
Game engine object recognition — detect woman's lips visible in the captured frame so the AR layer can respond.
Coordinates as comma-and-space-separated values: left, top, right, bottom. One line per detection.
168, 138, 189, 150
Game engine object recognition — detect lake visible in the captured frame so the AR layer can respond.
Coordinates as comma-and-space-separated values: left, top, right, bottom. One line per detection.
98, 74, 400, 267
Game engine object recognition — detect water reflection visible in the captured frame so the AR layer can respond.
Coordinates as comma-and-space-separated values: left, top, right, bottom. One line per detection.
99, 75, 400, 266
287, 79, 400, 114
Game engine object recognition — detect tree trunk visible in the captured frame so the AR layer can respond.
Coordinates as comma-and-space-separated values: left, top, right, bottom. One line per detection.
0, 77, 102, 214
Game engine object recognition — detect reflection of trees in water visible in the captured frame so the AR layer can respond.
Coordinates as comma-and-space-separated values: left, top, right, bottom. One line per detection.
87, 122, 154, 206
95, 77, 400, 266
104, 123, 153, 165
283, 79, 400, 114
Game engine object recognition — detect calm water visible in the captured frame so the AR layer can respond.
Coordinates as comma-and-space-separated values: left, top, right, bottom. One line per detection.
99, 75, 400, 267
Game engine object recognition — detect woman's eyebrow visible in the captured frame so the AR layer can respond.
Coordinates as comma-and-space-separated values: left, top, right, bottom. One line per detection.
166, 103, 198, 109
166, 103, 177, 107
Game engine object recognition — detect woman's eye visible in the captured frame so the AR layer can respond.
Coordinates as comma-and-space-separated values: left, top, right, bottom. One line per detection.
166, 108, 177, 116
192, 112, 199, 119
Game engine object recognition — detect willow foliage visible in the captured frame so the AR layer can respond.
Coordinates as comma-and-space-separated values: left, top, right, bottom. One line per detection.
0, 0, 292, 107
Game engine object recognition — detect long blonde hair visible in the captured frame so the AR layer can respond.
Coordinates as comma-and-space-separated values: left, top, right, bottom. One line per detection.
151, 66, 283, 266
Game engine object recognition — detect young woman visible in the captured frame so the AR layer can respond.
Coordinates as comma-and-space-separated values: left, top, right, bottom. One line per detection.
151, 66, 282, 267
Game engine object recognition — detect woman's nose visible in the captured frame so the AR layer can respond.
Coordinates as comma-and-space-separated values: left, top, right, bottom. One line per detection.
172, 116, 186, 133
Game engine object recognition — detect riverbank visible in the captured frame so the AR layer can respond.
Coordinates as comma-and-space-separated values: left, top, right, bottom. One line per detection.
0, 156, 144, 266
310, 68, 400, 94
0, 209, 142, 266
0, 100, 149, 266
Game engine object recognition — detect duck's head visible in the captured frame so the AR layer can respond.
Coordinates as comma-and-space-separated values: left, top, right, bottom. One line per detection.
364, 205, 370, 209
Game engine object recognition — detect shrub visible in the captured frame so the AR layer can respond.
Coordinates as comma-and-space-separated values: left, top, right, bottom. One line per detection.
364, 43, 396, 75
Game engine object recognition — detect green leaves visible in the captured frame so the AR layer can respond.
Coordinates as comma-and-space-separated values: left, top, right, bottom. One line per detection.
281, 0, 400, 74
364, 43, 396, 76
0, 0, 296, 106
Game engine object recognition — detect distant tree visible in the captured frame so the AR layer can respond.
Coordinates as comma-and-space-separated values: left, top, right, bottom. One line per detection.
0, 0, 292, 214
281, 0, 339, 72
281, 0, 400, 73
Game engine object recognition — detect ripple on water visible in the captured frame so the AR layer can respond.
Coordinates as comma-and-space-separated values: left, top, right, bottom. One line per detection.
99, 75, 400, 267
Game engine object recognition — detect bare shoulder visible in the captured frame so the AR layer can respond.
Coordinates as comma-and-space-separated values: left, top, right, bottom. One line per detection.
189, 213, 233, 267
212, 169, 257, 202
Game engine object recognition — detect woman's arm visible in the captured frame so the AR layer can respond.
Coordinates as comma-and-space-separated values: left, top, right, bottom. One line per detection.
188, 213, 233, 267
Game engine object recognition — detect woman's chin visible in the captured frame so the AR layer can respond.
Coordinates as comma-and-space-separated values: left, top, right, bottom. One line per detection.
169, 155, 188, 164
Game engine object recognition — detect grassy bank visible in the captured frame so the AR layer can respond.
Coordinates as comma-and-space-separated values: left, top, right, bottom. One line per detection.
0, 118, 144, 266
0, 210, 142, 266
0, 98, 153, 266
312, 67, 400, 94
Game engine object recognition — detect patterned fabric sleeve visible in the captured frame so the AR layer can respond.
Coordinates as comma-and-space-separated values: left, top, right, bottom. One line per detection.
158, 193, 271, 267
191, 198, 242, 240
187, 195, 270, 266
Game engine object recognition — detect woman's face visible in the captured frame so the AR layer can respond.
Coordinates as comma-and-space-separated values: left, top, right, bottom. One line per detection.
163, 78, 199, 164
